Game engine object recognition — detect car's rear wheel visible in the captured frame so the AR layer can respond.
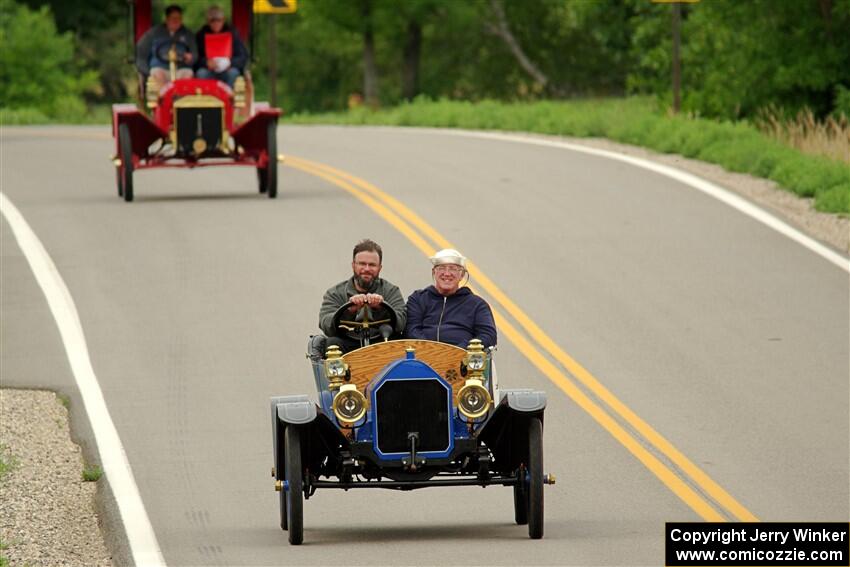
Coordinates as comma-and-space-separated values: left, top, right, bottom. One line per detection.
285, 425, 303, 545
257, 167, 267, 194
527, 416, 544, 539
266, 121, 278, 198
118, 123, 134, 202
513, 465, 528, 525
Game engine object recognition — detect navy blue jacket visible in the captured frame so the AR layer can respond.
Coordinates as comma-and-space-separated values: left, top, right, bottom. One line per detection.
404, 286, 497, 348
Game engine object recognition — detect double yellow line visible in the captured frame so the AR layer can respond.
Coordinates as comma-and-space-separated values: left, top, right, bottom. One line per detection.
286, 155, 758, 523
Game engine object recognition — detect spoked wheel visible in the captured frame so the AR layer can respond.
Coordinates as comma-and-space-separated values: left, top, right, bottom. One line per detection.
513, 464, 528, 525
278, 488, 288, 531
263, 120, 278, 198
118, 123, 134, 202
284, 425, 303, 545
257, 167, 267, 194
527, 416, 544, 539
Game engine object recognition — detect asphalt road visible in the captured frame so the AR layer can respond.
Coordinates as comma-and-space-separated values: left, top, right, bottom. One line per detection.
1, 125, 848, 566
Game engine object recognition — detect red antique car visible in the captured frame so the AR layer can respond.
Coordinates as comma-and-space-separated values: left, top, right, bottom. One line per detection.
112, 0, 281, 202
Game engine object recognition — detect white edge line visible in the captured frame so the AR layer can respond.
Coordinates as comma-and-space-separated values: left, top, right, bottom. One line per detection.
0, 192, 166, 567
388, 126, 850, 274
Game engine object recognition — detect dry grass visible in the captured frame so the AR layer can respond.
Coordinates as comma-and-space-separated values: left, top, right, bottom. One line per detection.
756, 107, 850, 164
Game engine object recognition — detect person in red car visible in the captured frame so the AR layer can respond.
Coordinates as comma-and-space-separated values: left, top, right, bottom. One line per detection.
135, 4, 197, 86
195, 5, 249, 88
404, 249, 497, 348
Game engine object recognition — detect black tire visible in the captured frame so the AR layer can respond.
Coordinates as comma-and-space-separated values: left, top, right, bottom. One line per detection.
115, 166, 123, 197
278, 489, 288, 531
265, 120, 277, 199
284, 425, 303, 545
118, 123, 134, 202
257, 167, 267, 193
513, 466, 528, 525
527, 417, 544, 539
275, 423, 287, 531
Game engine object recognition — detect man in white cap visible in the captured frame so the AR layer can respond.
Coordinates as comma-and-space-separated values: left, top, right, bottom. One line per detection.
195, 5, 249, 87
404, 249, 497, 348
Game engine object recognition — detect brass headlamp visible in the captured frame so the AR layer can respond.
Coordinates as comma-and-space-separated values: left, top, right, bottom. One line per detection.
458, 339, 492, 419
332, 384, 367, 423
323, 345, 348, 390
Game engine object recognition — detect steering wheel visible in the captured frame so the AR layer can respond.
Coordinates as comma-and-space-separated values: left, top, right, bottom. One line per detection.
155, 39, 191, 65
331, 301, 398, 348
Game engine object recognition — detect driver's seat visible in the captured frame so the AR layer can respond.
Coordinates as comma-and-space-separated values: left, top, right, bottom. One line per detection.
307, 335, 327, 362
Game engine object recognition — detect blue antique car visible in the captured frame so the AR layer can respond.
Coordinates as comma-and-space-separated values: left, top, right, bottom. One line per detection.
269, 305, 552, 544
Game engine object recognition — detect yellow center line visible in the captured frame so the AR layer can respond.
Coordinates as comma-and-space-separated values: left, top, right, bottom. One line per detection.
287, 156, 753, 522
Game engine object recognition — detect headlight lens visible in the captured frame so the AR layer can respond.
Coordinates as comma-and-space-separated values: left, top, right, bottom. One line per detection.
457, 379, 491, 419
467, 352, 485, 371
332, 384, 367, 422
325, 358, 347, 378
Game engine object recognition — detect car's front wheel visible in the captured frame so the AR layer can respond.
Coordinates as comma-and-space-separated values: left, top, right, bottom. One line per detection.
513, 464, 528, 525
285, 425, 303, 545
527, 416, 544, 539
264, 120, 278, 198
118, 123, 134, 202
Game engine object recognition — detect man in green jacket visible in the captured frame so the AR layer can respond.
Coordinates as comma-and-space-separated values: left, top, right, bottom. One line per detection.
317, 239, 407, 354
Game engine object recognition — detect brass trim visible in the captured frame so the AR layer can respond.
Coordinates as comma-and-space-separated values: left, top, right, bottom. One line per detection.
332, 384, 367, 423
457, 378, 492, 419
324, 345, 348, 391
173, 94, 225, 109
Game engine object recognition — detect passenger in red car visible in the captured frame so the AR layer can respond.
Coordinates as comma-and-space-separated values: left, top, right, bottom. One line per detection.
195, 5, 249, 88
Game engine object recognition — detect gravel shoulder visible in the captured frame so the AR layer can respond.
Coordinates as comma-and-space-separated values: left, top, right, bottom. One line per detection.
0, 133, 845, 567
0, 389, 113, 567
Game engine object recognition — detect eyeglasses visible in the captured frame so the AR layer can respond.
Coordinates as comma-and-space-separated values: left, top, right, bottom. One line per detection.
434, 265, 463, 274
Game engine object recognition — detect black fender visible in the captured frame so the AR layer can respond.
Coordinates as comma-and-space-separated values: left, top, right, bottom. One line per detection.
270, 395, 349, 482
476, 389, 547, 476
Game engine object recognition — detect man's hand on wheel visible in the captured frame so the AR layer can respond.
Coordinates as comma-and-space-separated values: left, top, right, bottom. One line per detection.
347, 294, 384, 312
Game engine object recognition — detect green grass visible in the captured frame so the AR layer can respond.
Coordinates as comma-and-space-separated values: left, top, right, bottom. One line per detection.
56, 393, 70, 410
285, 97, 850, 215
82, 463, 103, 482
1, 104, 112, 126
0, 536, 8, 567
0, 444, 16, 481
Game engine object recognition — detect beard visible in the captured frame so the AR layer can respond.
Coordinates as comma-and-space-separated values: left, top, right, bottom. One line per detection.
354, 273, 375, 290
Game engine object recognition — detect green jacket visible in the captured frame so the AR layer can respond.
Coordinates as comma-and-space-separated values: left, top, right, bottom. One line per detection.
319, 277, 407, 337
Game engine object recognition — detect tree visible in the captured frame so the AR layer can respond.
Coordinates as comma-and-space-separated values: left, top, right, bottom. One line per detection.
0, 0, 98, 112
628, 0, 850, 118
484, 0, 553, 94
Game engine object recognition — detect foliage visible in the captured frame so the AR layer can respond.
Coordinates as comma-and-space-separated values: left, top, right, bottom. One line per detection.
628, 0, 850, 119
82, 463, 103, 482
0, 0, 99, 115
0, 443, 16, 481
286, 97, 850, 214
3, 0, 848, 122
